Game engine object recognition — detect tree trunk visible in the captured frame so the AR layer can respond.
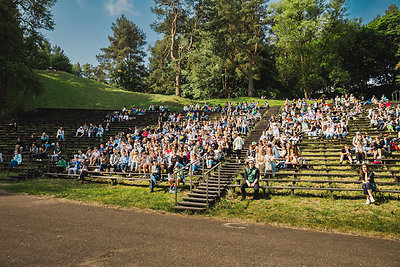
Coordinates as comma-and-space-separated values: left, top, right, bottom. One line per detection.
175, 62, 181, 97
247, 59, 254, 97
0, 79, 8, 118
303, 86, 308, 100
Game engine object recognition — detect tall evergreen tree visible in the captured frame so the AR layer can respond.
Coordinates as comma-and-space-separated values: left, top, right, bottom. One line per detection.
97, 15, 147, 91
208, 0, 268, 97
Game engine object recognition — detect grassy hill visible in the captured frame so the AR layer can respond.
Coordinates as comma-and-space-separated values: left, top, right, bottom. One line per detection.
17, 70, 281, 112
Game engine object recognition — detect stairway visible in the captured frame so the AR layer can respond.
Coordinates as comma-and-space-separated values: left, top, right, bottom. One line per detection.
174, 105, 281, 212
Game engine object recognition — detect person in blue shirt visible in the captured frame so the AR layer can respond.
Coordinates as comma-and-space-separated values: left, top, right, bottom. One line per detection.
9, 151, 22, 168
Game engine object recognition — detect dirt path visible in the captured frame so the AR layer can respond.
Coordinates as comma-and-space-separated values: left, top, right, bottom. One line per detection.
1, 193, 399, 266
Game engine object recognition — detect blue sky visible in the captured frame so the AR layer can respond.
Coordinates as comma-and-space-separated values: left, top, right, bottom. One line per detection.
43, 0, 400, 66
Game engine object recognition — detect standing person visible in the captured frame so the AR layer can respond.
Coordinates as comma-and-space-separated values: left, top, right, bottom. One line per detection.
360, 164, 376, 205
233, 132, 244, 163
240, 159, 260, 201
149, 161, 162, 193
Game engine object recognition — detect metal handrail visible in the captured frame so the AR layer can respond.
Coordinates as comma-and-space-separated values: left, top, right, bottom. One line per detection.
203, 161, 223, 205
173, 154, 207, 205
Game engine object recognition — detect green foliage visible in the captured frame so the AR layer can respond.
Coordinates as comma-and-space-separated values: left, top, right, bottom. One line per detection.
72, 63, 82, 77
97, 14, 147, 92
0, 0, 55, 116
49, 45, 72, 72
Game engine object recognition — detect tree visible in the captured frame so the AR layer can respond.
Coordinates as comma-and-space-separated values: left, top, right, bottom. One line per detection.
367, 4, 400, 87
50, 45, 72, 72
151, 0, 201, 96
97, 14, 147, 91
72, 63, 83, 77
0, 0, 56, 117
269, 0, 327, 99
82, 63, 93, 79
208, 0, 268, 97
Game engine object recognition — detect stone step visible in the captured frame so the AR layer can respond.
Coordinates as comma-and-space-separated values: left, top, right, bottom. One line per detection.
177, 201, 208, 208
173, 206, 206, 212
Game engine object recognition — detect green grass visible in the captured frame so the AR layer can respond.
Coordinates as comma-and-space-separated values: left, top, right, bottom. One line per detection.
208, 191, 400, 239
1, 178, 399, 239
13, 70, 283, 113
0, 179, 183, 212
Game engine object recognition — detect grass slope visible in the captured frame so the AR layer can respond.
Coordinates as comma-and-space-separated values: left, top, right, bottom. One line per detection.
26, 70, 282, 112
32, 70, 191, 111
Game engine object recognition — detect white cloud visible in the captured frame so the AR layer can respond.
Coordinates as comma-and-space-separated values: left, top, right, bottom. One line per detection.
105, 0, 137, 16
76, 0, 84, 8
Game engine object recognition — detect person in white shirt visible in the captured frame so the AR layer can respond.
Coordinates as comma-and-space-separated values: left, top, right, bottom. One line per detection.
76, 126, 84, 137
233, 133, 244, 163
57, 127, 65, 141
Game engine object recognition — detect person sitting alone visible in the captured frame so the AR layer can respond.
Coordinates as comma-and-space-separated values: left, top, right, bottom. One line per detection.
9, 150, 22, 168
240, 159, 260, 201
340, 144, 353, 164
56, 127, 65, 141
360, 164, 376, 205
76, 126, 85, 137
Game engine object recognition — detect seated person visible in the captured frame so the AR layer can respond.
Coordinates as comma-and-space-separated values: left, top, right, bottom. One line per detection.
56, 127, 65, 141
96, 124, 104, 138
205, 146, 216, 168
89, 147, 100, 166
51, 142, 62, 162
380, 134, 391, 157
355, 141, 367, 164
240, 159, 260, 201
109, 149, 120, 172
190, 153, 201, 174
118, 151, 129, 173
68, 157, 82, 175
56, 157, 67, 173
77, 162, 88, 184
99, 152, 109, 172
9, 150, 22, 168
372, 137, 383, 160
340, 144, 353, 164
76, 126, 85, 137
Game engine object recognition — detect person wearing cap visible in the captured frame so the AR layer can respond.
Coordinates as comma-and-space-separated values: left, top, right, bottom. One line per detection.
240, 160, 260, 201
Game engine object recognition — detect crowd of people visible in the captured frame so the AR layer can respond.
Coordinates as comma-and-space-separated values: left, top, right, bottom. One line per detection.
66, 102, 263, 193
239, 94, 397, 203
75, 123, 110, 138
4, 96, 397, 204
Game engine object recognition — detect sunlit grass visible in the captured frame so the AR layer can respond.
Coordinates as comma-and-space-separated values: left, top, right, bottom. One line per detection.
12, 70, 283, 113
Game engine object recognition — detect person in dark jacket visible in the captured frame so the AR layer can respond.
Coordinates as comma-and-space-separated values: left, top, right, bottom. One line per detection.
241, 159, 260, 201
360, 164, 376, 205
